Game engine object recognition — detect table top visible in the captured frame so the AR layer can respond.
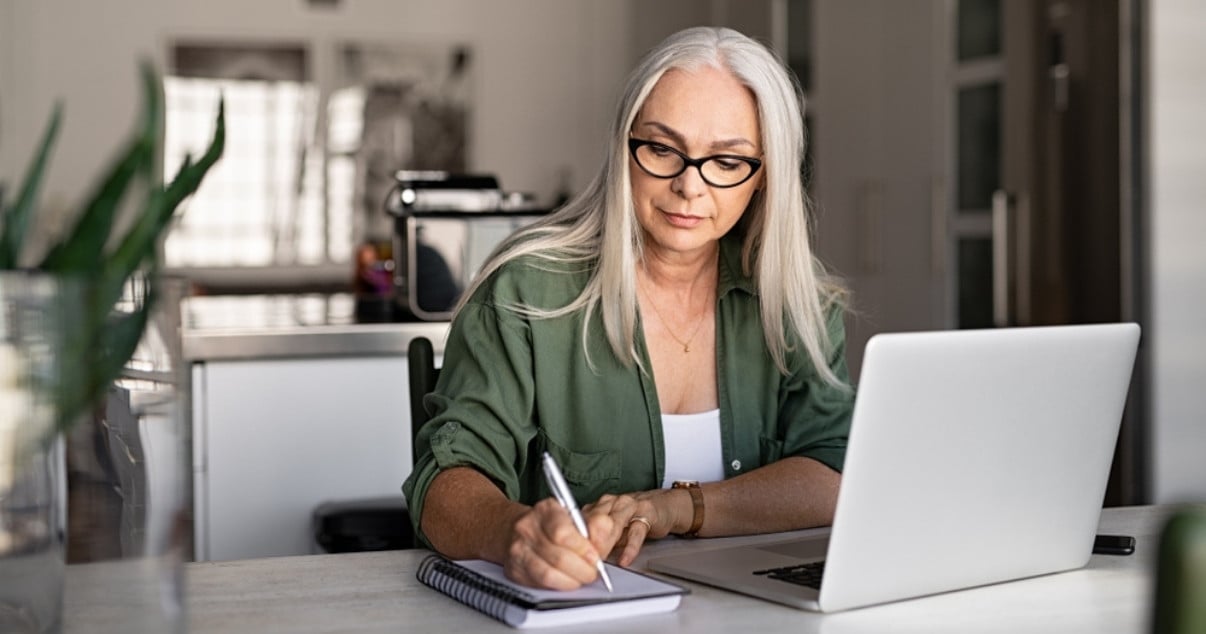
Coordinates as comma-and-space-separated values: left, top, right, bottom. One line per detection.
63, 505, 1172, 634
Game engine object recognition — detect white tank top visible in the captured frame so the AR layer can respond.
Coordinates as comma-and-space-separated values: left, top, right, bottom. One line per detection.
660, 408, 724, 488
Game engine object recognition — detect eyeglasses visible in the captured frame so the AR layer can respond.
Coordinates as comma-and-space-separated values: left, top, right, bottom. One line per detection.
627, 138, 763, 188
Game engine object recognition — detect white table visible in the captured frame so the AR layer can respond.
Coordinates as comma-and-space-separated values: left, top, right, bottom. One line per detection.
64, 505, 1172, 633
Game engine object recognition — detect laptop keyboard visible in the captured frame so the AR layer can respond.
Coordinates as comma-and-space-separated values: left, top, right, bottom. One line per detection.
753, 561, 826, 589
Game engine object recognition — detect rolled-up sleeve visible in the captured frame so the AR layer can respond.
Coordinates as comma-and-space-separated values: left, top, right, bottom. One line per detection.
777, 305, 855, 473
401, 296, 537, 546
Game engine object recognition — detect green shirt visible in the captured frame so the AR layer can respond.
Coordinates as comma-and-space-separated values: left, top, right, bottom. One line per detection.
402, 235, 854, 545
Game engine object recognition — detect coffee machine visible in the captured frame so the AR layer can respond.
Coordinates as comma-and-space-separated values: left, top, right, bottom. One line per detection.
383, 171, 550, 321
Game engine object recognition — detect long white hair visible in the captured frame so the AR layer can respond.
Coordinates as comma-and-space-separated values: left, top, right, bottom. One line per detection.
458, 26, 847, 387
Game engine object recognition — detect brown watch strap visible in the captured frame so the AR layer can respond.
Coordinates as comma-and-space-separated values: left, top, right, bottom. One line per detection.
672, 481, 704, 537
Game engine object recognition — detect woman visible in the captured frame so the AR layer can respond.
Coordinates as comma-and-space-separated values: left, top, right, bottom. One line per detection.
402, 26, 854, 591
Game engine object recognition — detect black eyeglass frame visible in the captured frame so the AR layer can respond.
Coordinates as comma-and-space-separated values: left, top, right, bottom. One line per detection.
627, 138, 763, 189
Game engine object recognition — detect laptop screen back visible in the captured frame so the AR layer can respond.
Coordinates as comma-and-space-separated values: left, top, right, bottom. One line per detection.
818, 323, 1140, 611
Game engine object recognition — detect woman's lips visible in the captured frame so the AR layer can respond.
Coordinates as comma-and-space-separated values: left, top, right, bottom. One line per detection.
660, 208, 704, 228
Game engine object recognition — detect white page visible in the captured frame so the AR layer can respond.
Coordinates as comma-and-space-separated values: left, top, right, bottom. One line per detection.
454, 559, 683, 604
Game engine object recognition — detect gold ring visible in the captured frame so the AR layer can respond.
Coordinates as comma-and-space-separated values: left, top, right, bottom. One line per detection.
628, 515, 652, 531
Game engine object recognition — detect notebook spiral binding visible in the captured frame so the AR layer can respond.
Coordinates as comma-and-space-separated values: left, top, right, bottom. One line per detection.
417, 554, 536, 620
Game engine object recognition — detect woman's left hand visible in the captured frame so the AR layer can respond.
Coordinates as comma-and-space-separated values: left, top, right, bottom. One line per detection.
582, 489, 686, 567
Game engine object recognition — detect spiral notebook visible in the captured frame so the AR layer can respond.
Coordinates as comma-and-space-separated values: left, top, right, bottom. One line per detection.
416, 555, 688, 628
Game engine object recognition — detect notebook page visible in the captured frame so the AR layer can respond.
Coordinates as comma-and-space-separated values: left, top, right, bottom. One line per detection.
454, 559, 684, 606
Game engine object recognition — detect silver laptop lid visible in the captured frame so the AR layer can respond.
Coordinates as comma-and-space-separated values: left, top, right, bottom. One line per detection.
819, 323, 1140, 611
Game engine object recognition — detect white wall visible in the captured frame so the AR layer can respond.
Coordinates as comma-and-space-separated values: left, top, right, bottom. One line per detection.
0, 0, 23, 208
0, 0, 630, 251
1150, 0, 1206, 504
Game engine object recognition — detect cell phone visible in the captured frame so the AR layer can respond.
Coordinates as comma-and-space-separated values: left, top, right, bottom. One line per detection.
1093, 534, 1136, 555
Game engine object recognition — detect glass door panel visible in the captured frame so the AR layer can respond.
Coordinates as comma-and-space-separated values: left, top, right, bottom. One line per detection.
957, 238, 994, 328
956, 82, 1002, 213
957, 0, 1002, 60
949, 0, 1003, 328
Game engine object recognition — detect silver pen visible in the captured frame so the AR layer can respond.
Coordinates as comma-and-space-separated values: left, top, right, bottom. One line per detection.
540, 451, 615, 592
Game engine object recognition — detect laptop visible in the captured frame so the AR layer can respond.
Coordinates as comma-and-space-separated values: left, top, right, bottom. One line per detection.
647, 323, 1140, 612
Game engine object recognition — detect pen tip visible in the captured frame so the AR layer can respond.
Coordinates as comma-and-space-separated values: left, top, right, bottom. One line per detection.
599, 564, 614, 593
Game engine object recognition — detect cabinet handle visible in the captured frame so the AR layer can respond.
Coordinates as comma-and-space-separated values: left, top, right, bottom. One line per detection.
1015, 193, 1031, 327
930, 176, 946, 275
857, 181, 884, 274
992, 190, 1013, 327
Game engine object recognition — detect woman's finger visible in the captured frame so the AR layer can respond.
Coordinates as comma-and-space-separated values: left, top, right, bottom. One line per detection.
617, 514, 653, 566
511, 499, 606, 588
504, 542, 585, 591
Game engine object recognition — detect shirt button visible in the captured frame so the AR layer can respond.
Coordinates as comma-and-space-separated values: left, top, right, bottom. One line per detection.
731, 459, 742, 471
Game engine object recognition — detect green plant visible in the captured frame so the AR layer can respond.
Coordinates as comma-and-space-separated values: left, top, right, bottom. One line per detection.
0, 61, 224, 433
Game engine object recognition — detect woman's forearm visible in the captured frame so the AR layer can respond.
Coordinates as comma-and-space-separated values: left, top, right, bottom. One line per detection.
692, 456, 840, 537
420, 466, 529, 562
422, 457, 838, 559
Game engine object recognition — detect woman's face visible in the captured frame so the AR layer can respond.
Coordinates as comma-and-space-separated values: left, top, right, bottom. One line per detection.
629, 65, 763, 261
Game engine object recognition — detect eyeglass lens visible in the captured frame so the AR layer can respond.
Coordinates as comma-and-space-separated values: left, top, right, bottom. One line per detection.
632, 143, 756, 187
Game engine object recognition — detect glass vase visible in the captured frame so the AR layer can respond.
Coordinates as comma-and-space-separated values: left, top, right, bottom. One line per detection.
61, 275, 191, 633
0, 272, 192, 633
0, 272, 72, 633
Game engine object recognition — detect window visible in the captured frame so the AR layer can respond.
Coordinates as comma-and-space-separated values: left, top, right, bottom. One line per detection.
163, 75, 340, 267
161, 41, 473, 292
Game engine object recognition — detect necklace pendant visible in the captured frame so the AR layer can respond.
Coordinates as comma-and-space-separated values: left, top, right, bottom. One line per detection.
683, 344, 690, 353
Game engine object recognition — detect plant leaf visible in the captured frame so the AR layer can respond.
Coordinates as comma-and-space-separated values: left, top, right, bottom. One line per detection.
108, 98, 224, 283
40, 64, 160, 272
54, 276, 157, 434
0, 102, 63, 268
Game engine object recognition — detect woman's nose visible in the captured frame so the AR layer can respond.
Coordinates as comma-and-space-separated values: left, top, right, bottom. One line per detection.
671, 165, 708, 199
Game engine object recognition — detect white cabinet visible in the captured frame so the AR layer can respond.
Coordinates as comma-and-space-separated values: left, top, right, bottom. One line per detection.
191, 356, 414, 561
810, 0, 946, 377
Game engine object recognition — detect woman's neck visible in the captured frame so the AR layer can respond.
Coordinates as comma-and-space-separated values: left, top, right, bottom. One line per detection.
639, 242, 720, 292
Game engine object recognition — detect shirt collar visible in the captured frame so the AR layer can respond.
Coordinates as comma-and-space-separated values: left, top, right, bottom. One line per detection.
717, 232, 756, 298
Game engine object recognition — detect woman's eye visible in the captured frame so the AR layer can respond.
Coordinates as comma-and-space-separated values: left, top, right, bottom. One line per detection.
649, 144, 676, 157
713, 158, 744, 172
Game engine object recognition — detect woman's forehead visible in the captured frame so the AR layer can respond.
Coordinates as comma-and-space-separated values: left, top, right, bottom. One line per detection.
636, 66, 760, 148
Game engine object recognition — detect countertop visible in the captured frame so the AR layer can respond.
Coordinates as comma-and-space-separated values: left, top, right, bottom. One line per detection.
181, 294, 450, 361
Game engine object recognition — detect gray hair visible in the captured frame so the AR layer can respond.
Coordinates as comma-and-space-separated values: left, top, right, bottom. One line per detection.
458, 26, 847, 387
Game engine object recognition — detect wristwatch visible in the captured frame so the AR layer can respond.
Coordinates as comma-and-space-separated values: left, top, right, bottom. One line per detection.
671, 480, 704, 538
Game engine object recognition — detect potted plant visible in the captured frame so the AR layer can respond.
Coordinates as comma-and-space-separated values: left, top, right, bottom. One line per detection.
0, 61, 224, 632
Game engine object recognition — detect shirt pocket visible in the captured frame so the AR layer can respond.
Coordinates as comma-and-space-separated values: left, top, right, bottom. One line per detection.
539, 430, 622, 504
759, 434, 785, 464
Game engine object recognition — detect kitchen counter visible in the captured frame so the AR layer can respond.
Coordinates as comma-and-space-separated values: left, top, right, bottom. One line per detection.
182, 293, 449, 560
181, 293, 450, 361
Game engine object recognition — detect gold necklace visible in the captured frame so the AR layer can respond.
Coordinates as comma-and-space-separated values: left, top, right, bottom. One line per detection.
639, 281, 708, 353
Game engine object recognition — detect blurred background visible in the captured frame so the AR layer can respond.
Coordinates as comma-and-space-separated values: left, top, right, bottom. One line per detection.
1, 0, 1202, 558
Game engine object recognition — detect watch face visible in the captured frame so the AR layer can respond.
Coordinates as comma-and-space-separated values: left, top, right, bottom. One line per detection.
673, 480, 700, 488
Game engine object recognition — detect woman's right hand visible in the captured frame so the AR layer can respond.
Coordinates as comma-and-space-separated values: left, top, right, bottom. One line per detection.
501, 498, 617, 590
420, 467, 619, 590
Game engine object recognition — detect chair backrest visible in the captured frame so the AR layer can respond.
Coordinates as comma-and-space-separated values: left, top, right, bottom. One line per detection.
407, 336, 440, 463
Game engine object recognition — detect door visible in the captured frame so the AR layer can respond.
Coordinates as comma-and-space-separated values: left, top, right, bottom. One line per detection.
950, 0, 1123, 333
808, 0, 1141, 504
945, 0, 1139, 506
